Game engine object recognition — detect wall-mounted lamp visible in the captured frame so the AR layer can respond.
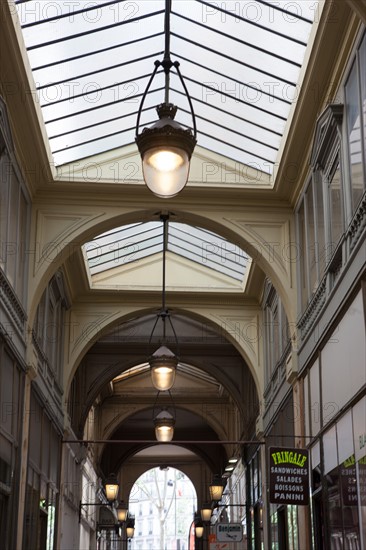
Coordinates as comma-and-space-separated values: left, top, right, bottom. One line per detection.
117, 501, 129, 523
135, 0, 196, 198
104, 473, 120, 503
195, 522, 204, 539
126, 516, 135, 539
200, 502, 213, 523
209, 475, 225, 502
79, 473, 120, 523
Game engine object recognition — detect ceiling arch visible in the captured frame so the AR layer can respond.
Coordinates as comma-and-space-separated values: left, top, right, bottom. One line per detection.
67, 312, 259, 439
29, 205, 295, 332
99, 406, 228, 475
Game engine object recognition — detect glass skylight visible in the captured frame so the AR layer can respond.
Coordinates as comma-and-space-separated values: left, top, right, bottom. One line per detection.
84, 221, 250, 282
16, 0, 319, 174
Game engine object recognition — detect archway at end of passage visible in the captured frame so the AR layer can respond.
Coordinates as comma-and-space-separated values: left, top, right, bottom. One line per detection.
128, 462, 197, 550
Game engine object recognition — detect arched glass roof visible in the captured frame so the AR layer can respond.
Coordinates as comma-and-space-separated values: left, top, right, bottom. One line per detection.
16, 0, 319, 174
83, 220, 250, 282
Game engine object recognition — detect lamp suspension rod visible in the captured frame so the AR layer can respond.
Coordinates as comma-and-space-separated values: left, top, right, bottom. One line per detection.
135, 61, 160, 136
161, 214, 168, 315
152, 388, 175, 420
163, 0, 172, 104
175, 63, 197, 138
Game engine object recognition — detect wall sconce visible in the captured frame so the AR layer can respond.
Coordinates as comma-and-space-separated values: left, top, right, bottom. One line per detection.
79, 473, 120, 523
200, 502, 213, 523
126, 516, 135, 539
104, 473, 120, 503
117, 501, 129, 523
209, 475, 225, 502
135, 0, 196, 198
195, 522, 204, 539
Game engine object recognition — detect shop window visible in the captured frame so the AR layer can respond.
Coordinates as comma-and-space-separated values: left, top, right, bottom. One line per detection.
25, 393, 61, 550
359, 457, 366, 548
321, 290, 366, 424
0, 493, 9, 548
24, 474, 41, 550
0, 344, 24, 549
1, 349, 21, 438
352, 396, 366, 548
326, 462, 361, 548
313, 403, 365, 548
246, 450, 263, 550
270, 505, 298, 550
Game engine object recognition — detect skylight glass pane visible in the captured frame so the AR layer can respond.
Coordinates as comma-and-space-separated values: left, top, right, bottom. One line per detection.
32, 36, 164, 90
276, 0, 319, 21
170, 81, 286, 134
170, 66, 291, 121
83, 221, 250, 283
172, 49, 298, 105
16, 0, 318, 171
169, 223, 248, 280
169, 90, 282, 151
53, 128, 136, 165
46, 88, 162, 138
41, 72, 164, 119
172, 1, 307, 63
86, 221, 162, 275
176, 109, 277, 165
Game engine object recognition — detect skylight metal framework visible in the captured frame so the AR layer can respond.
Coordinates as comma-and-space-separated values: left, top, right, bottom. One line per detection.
16, 0, 318, 173
84, 221, 249, 282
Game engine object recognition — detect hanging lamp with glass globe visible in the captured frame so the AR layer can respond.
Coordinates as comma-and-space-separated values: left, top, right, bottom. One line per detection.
150, 344, 177, 391
154, 408, 175, 442
135, 1, 196, 198
148, 215, 179, 392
